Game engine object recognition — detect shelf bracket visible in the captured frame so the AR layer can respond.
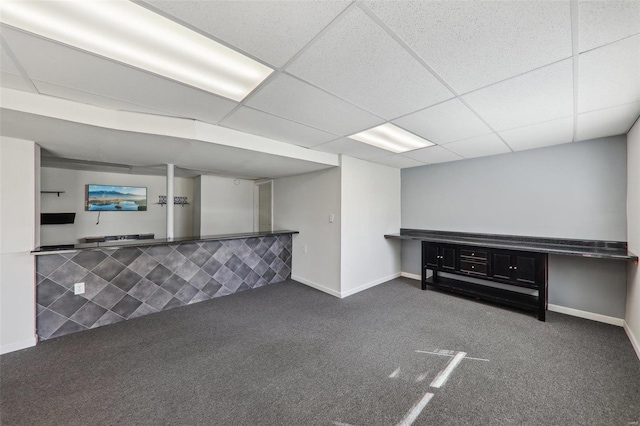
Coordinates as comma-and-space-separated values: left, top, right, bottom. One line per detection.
41, 191, 65, 197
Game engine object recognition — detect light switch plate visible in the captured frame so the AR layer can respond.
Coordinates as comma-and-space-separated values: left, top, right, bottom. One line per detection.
74, 282, 85, 295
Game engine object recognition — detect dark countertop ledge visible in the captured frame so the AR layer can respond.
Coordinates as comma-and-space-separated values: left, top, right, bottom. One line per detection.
32, 230, 299, 255
385, 229, 638, 262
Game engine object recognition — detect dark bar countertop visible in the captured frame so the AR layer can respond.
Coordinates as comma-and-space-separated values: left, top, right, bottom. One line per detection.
385, 229, 638, 262
32, 230, 299, 255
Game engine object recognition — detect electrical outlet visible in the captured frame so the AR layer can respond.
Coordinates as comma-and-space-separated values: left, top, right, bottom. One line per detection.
74, 282, 85, 295
329, 214, 335, 223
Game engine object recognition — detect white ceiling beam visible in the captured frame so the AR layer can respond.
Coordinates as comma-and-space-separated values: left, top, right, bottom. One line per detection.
0, 87, 339, 167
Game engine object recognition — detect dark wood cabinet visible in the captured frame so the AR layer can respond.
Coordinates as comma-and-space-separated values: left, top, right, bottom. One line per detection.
422, 242, 548, 321
490, 250, 543, 288
491, 252, 512, 280
425, 244, 456, 271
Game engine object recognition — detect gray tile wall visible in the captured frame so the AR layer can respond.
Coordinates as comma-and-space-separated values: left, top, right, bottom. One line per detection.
36, 235, 292, 340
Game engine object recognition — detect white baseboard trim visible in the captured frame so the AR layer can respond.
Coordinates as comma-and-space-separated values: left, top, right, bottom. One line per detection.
340, 272, 401, 298
623, 321, 640, 361
400, 272, 421, 281
548, 304, 624, 327
1, 336, 37, 355
291, 275, 341, 298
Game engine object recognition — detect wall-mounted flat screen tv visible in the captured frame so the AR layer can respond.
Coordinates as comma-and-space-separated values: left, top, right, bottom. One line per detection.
86, 185, 147, 211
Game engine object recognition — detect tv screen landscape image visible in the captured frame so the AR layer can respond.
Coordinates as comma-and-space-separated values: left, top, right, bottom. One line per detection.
86, 184, 147, 211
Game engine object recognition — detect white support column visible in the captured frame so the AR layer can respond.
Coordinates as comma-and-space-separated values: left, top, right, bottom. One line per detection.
166, 163, 174, 240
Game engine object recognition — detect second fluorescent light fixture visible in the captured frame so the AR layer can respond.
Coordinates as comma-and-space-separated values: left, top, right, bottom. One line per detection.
348, 123, 434, 153
0, 0, 273, 102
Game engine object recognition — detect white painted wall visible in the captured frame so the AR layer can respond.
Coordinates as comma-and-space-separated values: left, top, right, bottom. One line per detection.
273, 167, 341, 296
340, 156, 401, 296
626, 119, 640, 358
0, 137, 38, 354
402, 136, 627, 240
195, 175, 254, 235
40, 168, 194, 244
401, 137, 628, 319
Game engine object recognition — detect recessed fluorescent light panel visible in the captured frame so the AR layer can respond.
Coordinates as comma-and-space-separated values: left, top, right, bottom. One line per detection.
0, 0, 273, 102
348, 123, 434, 153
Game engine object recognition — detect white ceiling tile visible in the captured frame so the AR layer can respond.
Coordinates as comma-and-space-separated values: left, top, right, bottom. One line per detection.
442, 134, 511, 159
219, 106, 339, 148
0, 109, 189, 165
312, 138, 393, 160
1, 27, 237, 124
0, 41, 32, 90
0, 45, 22, 75
402, 145, 463, 165
34, 80, 171, 116
369, 154, 425, 169
367, 1, 572, 94
287, 7, 453, 119
175, 140, 333, 179
392, 99, 492, 145
578, 1, 640, 52
578, 35, 640, 113
2, 109, 335, 179
576, 102, 640, 141
0, 72, 32, 91
141, 0, 350, 67
246, 73, 384, 136
499, 117, 574, 152
462, 59, 574, 131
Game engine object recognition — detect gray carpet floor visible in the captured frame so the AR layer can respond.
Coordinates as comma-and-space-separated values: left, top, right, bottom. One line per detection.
1, 277, 639, 425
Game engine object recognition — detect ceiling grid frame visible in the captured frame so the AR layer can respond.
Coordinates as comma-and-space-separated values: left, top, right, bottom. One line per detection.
570, 0, 580, 143
0, 33, 38, 94
215, 1, 360, 126
358, 2, 514, 155
0, 0, 638, 176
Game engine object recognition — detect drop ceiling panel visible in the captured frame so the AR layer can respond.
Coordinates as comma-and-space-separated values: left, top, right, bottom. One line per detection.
0, 44, 21, 75
5, 112, 190, 166
219, 106, 338, 149
0, 41, 32, 91
287, 7, 453, 119
366, 1, 572, 94
463, 59, 574, 131
2, 108, 336, 180
174, 140, 334, 179
246, 73, 383, 136
369, 154, 425, 169
96, 134, 192, 166
403, 145, 463, 165
40, 157, 206, 178
34, 81, 171, 116
142, 0, 350, 67
313, 138, 393, 161
499, 116, 574, 152
576, 102, 640, 141
442, 134, 511, 159
393, 99, 492, 145
578, 35, 640, 113
1, 110, 103, 161
1, 27, 238, 124
578, 1, 640, 52
0, 72, 32, 91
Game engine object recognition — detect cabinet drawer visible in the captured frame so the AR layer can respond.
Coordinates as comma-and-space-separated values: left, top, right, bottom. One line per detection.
460, 260, 487, 276
460, 249, 487, 261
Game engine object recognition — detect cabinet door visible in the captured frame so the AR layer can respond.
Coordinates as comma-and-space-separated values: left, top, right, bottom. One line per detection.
425, 244, 439, 269
441, 246, 456, 271
515, 256, 536, 286
492, 253, 512, 280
